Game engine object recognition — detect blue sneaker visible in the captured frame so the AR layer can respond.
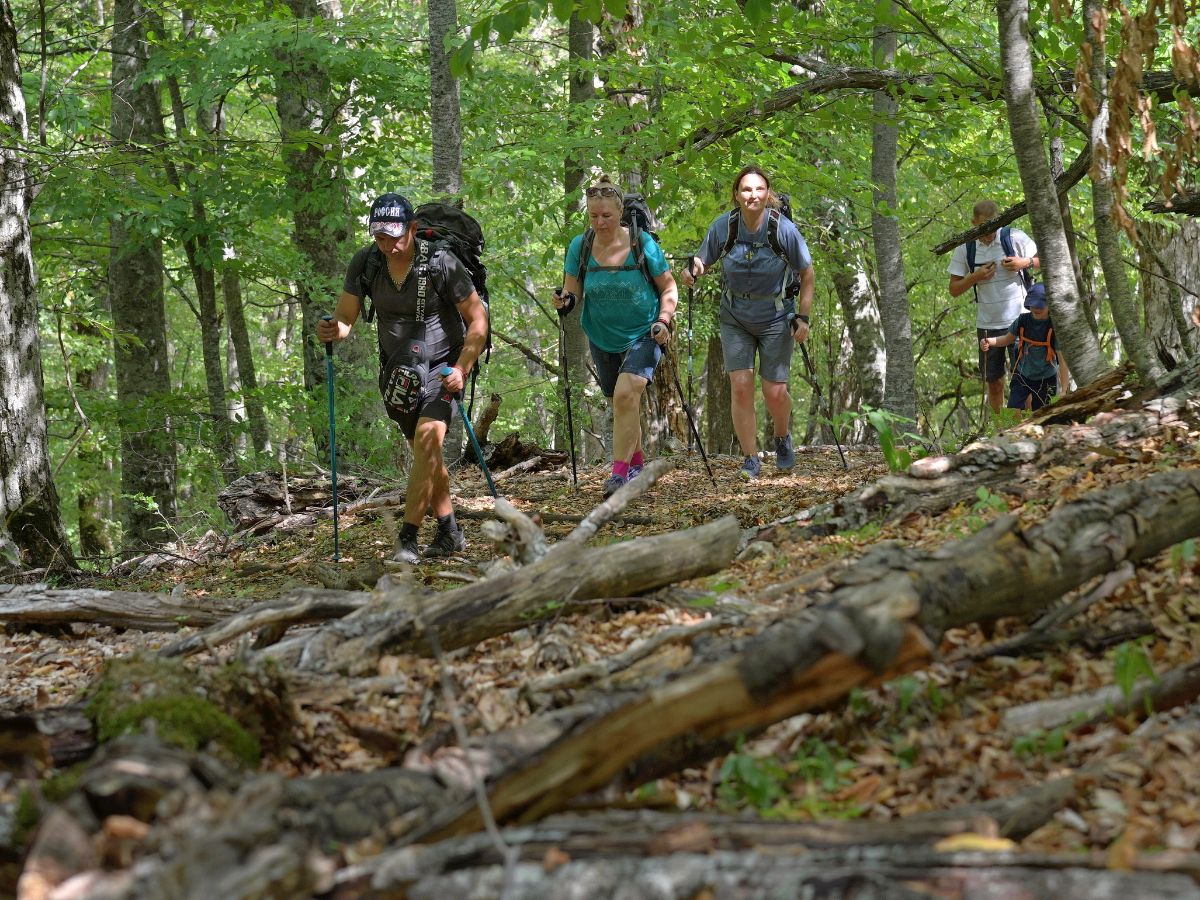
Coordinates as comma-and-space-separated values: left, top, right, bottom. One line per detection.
602, 473, 627, 498
738, 455, 762, 481
775, 434, 796, 471
627, 463, 643, 481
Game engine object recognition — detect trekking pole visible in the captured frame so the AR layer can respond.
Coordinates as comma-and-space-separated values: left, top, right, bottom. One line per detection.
798, 341, 849, 471
664, 344, 717, 488
441, 367, 498, 498
320, 315, 340, 561
554, 290, 578, 488
686, 256, 696, 453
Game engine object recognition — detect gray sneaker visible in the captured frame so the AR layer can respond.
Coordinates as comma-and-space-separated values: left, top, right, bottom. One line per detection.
738, 455, 762, 481
425, 526, 466, 558
393, 536, 420, 564
775, 434, 796, 471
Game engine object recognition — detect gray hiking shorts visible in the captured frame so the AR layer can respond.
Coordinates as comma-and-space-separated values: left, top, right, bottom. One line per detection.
720, 314, 794, 383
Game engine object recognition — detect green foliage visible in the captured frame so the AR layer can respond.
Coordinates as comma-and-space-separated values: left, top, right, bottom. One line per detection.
1111, 637, 1157, 713
12, 766, 85, 848
966, 486, 1008, 532
717, 737, 862, 818
1169, 538, 1197, 574
717, 739, 788, 810
840, 405, 934, 473
1013, 726, 1068, 759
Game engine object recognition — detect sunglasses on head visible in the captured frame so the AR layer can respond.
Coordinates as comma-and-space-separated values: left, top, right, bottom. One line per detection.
585, 185, 621, 198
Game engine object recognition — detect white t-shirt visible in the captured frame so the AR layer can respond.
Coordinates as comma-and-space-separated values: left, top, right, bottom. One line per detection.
948, 228, 1037, 330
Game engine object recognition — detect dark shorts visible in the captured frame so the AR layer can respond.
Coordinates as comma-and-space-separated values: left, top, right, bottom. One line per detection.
386, 363, 455, 440
1008, 373, 1058, 411
588, 334, 662, 398
720, 309, 793, 382
978, 327, 1016, 383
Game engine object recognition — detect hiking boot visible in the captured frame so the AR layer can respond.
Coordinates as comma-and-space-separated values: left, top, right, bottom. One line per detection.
627, 463, 643, 481
738, 455, 762, 481
602, 473, 627, 499
424, 526, 466, 558
393, 535, 420, 564
774, 434, 796, 471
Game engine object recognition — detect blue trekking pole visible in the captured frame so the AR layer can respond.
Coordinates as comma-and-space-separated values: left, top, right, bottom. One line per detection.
321, 315, 340, 560
441, 367, 498, 498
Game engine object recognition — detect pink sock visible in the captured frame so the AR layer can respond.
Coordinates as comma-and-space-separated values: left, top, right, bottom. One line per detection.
613, 460, 630, 478
630, 451, 644, 468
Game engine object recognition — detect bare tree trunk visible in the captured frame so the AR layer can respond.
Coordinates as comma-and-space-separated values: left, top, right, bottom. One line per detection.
871, 0, 915, 422
997, 0, 1107, 385
160, 31, 238, 484
1139, 218, 1200, 367
704, 330, 733, 455
222, 265, 271, 456
0, 0, 73, 568
1083, 0, 1163, 381
273, 0, 374, 457
109, 0, 176, 547
563, 13, 603, 464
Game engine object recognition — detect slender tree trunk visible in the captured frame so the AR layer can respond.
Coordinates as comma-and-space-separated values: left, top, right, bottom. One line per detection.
109, 0, 176, 547
162, 55, 238, 484
223, 265, 270, 456
273, 0, 374, 457
704, 329, 733, 455
428, 0, 465, 462
563, 13, 601, 463
0, 0, 73, 568
1083, 0, 1163, 381
871, 0, 915, 422
997, 0, 1107, 385
428, 0, 462, 198
74, 336, 113, 559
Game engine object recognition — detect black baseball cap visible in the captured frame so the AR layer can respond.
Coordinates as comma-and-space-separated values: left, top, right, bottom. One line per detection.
1024, 283, 1047, 309
368, 193, 415, 237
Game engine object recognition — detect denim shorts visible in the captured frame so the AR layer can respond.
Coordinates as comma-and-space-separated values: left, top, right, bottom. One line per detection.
589, 334, 662, 398
720, 314, 793, 383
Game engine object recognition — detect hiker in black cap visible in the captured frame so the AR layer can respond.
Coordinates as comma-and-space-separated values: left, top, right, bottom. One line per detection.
979, 283, 1068, 412
317, 193, 489, 562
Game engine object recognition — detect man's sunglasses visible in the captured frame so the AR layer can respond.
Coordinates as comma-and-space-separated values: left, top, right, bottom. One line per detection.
585, 185, 621, 198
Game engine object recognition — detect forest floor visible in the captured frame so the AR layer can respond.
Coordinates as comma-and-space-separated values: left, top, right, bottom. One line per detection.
3, 430, 1200, 875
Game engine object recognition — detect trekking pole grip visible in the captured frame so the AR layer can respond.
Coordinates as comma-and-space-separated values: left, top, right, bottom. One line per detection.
321, 314, 333, 357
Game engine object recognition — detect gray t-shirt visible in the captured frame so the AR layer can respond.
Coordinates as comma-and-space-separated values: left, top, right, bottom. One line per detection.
698, 210, 813, 329
947, 228, 1037, 330
343, 241, 476, 366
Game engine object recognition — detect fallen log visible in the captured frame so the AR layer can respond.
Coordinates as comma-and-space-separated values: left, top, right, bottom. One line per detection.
158, 589, 371, 659
0, 584, 246, 631
760, 396, 1197, 541
418, 469, 1200, 839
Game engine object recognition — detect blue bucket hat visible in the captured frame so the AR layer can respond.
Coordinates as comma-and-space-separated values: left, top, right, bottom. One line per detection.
368, 193, 415, 238
1024, 283, 1047, 309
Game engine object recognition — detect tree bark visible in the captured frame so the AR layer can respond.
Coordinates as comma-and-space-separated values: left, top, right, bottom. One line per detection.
428, 0, 463, 198
1139, 218, 1200, 368
704, 329, 733, 455
109, 0, 176, 547
0, 0, 73, 568
871, 1, 916, 422
0, 583, 247, 630
272, 0, 374, 455
997, 0, 1107, 385
1083, 0, 1164, 382
222, 265, 270, 457
562, 13, 602, 463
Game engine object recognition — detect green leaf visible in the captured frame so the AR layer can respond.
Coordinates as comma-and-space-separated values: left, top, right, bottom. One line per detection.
580, 0, 602, 23
743, 0, 770, 27
603, 0, 626, 17
551, 0, 573, 20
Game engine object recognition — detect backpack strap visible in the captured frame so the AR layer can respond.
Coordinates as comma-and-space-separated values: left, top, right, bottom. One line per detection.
359, 245, 384, 323
765, 208, 785, 261
576, 228, 596, 294
965, 239, 979, 304
717, 208, 740, 263
999, 226, 1035, 291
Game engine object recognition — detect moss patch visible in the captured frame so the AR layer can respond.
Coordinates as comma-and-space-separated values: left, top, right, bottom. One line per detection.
12, 765, 84, 848
84, 656, 272, 768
